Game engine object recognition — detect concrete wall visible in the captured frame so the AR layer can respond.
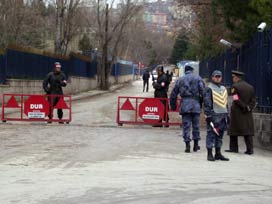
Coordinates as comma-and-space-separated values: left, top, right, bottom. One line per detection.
0, 74, 133, 96
109, 75, 133, 84
253, 113, 272, 151
64, 76, 97, 94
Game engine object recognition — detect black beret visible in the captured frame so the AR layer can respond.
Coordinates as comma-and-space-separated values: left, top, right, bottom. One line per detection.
232, 70, 245, 76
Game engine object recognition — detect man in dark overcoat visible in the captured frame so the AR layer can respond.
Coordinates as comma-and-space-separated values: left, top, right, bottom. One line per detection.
152, 66, 170, 127
142, 69, 150, 92
225, 70, 256, 154
43, 62, 67, 123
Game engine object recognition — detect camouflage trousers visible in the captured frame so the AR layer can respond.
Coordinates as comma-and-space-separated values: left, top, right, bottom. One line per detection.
181, 113, 201, 143
206, 115, 227, 149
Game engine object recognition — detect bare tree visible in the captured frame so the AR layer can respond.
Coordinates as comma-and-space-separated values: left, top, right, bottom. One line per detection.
0, 0, 46, 49
91, 0, 143, 90
52, 0, 84, 55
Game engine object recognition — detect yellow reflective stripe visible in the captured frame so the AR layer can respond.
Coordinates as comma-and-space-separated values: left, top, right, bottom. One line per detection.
212, 90, 228, 107
212, 89, 227, 98
213, 98, 227, 107
213, 94, 228, 103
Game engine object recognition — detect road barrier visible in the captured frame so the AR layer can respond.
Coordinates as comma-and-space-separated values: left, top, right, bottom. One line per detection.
117, 96, 182, 126
2, 94, 72, 123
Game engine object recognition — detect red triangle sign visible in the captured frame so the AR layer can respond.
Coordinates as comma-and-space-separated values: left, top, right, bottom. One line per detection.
54, 97, 69, 109
121, 98, 134, 110
5, 96, 20, 108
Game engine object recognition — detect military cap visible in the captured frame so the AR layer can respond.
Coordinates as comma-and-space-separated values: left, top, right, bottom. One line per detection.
231, 70, 245, 76
212, 70, 222, 77
185, 65, 194, 72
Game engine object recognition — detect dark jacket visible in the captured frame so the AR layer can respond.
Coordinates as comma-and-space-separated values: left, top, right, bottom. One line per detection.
153, 73, 169, 98
142, 71, 150, 81
43, 71, 67, 95
229, 80, 256, 136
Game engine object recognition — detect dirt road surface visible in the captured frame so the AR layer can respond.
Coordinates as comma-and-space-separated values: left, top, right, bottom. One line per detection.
0, 80, 272, 204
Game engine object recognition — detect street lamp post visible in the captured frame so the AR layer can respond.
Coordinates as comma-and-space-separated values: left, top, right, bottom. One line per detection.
219, 38, 240, 71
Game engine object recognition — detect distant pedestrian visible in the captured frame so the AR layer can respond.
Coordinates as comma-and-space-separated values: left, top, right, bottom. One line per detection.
43, 62, 67, 123
170, 71, 173, 82
165, 70, 171, 92
225, 70, 256, 155
142, 69, 150, 92
204, 70, 229, 161
170, 65, 205, 153
152, 66, 169, 127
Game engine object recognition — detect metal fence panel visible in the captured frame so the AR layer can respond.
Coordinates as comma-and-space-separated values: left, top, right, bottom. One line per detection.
200, 29, 272, 113
112, 63, 133, 76
0, 54, 6, 83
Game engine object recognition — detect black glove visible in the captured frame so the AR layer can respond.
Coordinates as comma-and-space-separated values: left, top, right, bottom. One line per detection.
206, 116, 213, 124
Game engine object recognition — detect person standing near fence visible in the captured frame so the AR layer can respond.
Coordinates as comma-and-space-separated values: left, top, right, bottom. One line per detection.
152, 66, 169, 127
43, 62, 67, 123
142, 69, 150, 92
225, 70, 256, 155
170, 65, 205, 153
203, 70, 229, 161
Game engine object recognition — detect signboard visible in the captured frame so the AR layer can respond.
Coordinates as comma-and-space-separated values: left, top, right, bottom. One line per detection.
138, 98, 164, 123
24, 95, 49, 119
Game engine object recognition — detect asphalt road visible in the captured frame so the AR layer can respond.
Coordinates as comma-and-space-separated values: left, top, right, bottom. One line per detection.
0, 79, 272, 204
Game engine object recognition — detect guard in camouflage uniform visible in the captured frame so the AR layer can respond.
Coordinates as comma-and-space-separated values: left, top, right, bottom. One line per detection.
170, 65, 205, 153
203, 70, 229, 161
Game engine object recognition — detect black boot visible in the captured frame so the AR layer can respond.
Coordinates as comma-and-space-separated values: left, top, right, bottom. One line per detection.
185, 142, 190, 153
244, 136, 254, 155
207, 148, 215, 161
215, 148, 229, 161
193, 140, 200, 152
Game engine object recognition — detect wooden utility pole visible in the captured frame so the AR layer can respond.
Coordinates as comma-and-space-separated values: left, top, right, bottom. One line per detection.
101, 3, 109, 90
105, 3, 109, 89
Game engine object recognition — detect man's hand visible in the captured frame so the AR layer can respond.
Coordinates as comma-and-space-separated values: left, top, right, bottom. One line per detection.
60, 80, 67, 86
246, 105, 251, 112
242, 105, 251, 113
206, 116, 213, 124
44, 88, 50, 94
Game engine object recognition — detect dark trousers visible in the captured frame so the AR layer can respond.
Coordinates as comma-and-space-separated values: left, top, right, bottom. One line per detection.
161, 99, 169, 122
48, 95, 63, 120
182, 113, 200, 143
143, 80, 149, 92
229, 135, 253, 152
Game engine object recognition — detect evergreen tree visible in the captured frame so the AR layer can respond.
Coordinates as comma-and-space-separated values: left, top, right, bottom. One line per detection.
169, 34, 189, 64
78, 34, 92, 53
